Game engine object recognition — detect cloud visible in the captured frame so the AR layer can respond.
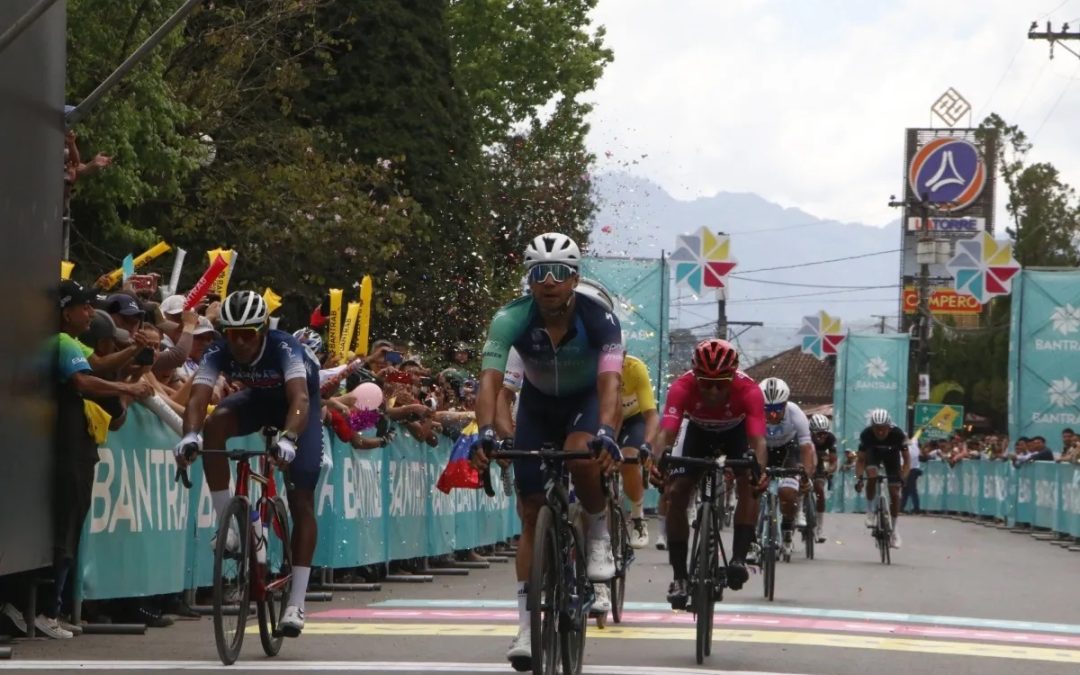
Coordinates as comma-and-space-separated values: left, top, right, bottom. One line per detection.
586, 0, 1080, 226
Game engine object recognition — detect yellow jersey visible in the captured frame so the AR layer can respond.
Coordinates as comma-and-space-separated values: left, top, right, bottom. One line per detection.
621, 355, 656, 419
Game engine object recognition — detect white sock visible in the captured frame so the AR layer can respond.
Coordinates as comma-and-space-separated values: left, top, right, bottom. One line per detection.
586, 510, 609, 540
631, 498, 644, 519
517, 582, 529, 631
211, 490, 231, 521
288, 566, 311, 610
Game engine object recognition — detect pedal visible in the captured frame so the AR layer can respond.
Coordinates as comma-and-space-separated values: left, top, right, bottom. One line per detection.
509, 656, 532, 672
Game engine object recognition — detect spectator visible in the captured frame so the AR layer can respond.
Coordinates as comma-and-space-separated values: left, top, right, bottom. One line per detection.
63, 113, 111, 214
48, 281, 151, 639
901, 435, 923, 514
1026, 436, 1055, 462
1059, 429, 1077, 463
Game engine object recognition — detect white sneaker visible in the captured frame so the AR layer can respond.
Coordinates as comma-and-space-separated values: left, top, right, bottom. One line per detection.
506, 626, 532, 666
1, 603, 27, 636
656, 531, 667, 551
629, 518, 649, 549
587, 536, 615, 581
279, 605, 304, 637
794, 508, 807, 528
211, 527, 241, 554
592, 583, 611, 613
34, 614, 73, 639
889, 529, 902, 549
865, 509, 877, 528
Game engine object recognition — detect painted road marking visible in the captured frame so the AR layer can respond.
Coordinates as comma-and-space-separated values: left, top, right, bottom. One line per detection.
307, 608, 1080, 648
371, 598, 1080, 635
281, 623, 1080, 664
0, 661, 804, 674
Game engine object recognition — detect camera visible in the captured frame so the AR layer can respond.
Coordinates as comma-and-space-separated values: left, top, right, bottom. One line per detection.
134, 347, 155, 366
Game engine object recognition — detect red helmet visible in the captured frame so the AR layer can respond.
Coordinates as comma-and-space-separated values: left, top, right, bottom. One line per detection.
692, 338, 739, 378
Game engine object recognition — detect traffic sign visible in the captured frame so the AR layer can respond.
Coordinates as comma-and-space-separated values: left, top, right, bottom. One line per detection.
913, 403, 964, 440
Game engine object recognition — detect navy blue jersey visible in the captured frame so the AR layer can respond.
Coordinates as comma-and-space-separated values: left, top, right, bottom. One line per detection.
194, 329, 319, 394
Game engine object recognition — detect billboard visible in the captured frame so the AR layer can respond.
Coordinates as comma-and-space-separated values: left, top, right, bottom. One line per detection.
902, 286, 982, 315
832, 334, 911, 453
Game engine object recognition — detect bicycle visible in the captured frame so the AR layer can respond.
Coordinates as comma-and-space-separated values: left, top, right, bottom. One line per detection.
659, 453, 758, 665
863, 474, 892, 565
590, 456, 638, 628
481, 443, 595, 675
755, 467, 804, 602
176, 427, 294, 666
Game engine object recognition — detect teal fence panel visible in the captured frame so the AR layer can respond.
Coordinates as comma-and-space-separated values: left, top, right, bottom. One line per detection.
1033, 462, 1060, 531
1062, 464, 1080, 537
76, 406, 519, 601
920, 462, 946, 512
1014, 464, 1035, 526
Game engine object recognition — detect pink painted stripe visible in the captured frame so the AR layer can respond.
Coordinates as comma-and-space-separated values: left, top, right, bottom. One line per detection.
307, 608, 1080, 649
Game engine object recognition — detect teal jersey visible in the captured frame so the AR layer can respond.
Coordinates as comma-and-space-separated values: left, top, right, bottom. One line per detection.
481, 293, 624, 397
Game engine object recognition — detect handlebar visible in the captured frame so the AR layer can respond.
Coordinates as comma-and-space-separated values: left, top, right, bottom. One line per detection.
660, 454, 761, 481
174, 446, 287, 490
478, 441, 598, 497
765, 467, 806, 478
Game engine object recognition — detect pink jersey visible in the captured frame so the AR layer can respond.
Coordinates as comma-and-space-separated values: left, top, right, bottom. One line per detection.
660, 370, 766, 436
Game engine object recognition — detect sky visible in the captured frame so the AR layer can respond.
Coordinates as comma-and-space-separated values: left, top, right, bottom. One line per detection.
585, 0, 1080, 228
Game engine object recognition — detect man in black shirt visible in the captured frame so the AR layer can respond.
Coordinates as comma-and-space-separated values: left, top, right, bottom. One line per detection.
808, 413, 836, 544
855, 409, 910, 549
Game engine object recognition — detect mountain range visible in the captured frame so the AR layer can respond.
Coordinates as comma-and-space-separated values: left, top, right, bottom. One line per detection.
588, 172, 904, 363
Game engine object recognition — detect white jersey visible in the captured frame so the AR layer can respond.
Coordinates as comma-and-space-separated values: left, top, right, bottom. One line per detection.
765, 402, 812, 448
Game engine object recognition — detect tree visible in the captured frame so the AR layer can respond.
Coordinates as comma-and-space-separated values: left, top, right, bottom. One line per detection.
977, 114, 1080, 267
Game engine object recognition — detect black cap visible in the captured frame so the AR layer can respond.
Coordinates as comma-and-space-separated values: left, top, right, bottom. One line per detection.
106, 293, 143, 316
58, 280, 96, 310
80, 309, 131, 346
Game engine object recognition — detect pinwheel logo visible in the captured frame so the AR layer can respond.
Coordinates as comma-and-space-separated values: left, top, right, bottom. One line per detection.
945, 231, 1020, 304
796, 310, 845, 359
669, 227, 737, 294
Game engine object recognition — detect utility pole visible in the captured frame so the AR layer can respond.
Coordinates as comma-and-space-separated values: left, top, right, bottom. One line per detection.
1028, 20, 1080, 60
717, 285, 728, 339
871, 315, 889, 334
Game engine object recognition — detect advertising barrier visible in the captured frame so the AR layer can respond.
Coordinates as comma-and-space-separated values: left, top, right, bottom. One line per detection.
77, 405, 520, 600
826, 460, 1080, 538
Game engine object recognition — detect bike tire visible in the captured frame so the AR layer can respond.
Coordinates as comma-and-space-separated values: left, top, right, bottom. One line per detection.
879, 499, 892, 566
258, 496, 292, 657
560, 521, 587, 675
765, 502, 777, 602
695, 501, 715, 664
804, 494, 816, 560
609, 504, 627, 625
529, 506, 559, 675
213, 497, 251, 666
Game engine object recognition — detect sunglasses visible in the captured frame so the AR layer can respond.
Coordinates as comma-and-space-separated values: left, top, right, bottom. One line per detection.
695, 375, 733, 390
765, 403, 786, 415
223, 327, 261, 340
528, 263, 578, 284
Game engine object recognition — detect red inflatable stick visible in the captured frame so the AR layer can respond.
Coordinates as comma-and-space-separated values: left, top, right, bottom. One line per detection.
184, 254, 230, 310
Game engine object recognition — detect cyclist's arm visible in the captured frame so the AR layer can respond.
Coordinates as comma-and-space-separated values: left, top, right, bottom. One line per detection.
282, 377, 311, 438
742, 381, 769, 470
749, 433, 768, 474
597, 370, 622, 432
641, 408, 660, 449
791, 405, 815, 477
183, 382, 214, 435
649, 425, 677, 462
494, 386, 516, 438
475, 368, 504, 431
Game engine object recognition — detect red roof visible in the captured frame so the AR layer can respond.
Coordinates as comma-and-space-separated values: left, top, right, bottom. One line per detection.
745, 347, 835, 406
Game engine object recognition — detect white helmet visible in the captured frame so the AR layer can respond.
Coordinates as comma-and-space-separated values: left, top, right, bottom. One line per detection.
575, 277, 614, 312
809, 413, 831, 432
869, 408, 891, 426
759, 377, 790, 405
523, 232, 581, 269
220, 290, 268, 328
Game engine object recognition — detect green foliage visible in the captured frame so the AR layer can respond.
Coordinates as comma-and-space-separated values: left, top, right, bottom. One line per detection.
977, 114, 1080, 267
447, 0, 613, 145
928, 301, 1010, 429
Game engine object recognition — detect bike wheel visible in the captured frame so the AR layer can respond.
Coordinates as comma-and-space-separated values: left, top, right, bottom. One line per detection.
878, 500, 891, 565
803, 494, 816, 560
694, 502, 715, 664
258, 496, 292, 657
213, 497, 251, 666
609, 504, 627, 625
529, 506, 559, 675
764, 504, 777, 602
560, 522, 587, 675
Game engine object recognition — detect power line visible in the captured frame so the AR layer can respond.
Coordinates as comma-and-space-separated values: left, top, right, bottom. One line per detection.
732, 248, 900, 275
672, 287, 897, 306
727, 277, 898, 290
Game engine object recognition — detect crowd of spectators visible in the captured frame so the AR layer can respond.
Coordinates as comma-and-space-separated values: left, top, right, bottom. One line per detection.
0, 277, 488, 640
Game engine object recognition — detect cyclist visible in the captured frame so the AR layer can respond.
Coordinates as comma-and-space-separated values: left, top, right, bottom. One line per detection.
573, 278, 658, 550
471, 233, 623, 669
648, 339, 768, 609
174, 290, 322, 637
855, 408, 910, 549
759, 377, 815, 559
808, 413, 836, 544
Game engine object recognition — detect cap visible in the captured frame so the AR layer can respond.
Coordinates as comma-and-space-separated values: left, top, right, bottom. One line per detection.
192, 316, 218, 337
81, 309, 131, 345
160, 294, 186, 317
59, 280, 96, 310
107, 293, 143, 316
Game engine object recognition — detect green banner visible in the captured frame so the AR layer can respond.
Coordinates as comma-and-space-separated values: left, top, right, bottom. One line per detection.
833, 334, 911, 453
913, 403, 964, 441
77, 405, 520, 600
580, 256, 670, 397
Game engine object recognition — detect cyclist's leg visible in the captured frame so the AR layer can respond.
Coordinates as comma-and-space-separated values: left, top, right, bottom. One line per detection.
862, 450, 879, 503
777, 444, 800, 526
883, 451, 903, 522
279, 399, 324, 633
203, 390, 256, 518
618, 414, 648, 546
814, 476, 827, 538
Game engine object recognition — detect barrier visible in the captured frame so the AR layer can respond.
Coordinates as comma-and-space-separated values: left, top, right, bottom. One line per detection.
76, 405, 520, 601
826, 460, 1080, 538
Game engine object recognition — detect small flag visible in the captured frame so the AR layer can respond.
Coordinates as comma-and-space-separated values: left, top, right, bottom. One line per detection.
436, 422, 482, 493
121, 254, 135, 282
